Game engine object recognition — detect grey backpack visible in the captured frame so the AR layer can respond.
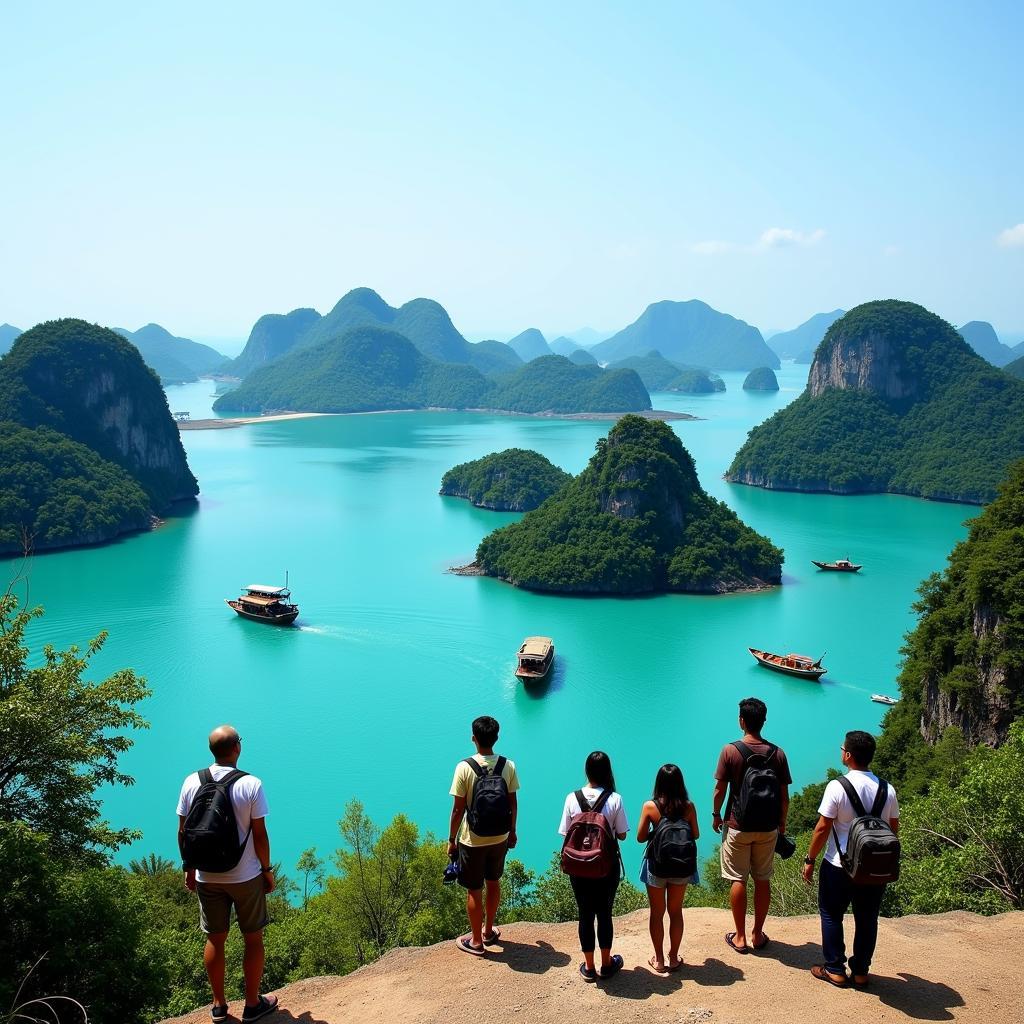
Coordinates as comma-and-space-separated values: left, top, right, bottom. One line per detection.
833, 776, 901, 885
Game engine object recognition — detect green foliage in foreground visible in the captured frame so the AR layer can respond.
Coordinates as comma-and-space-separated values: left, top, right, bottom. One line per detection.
477, 415, 782, 593
877, 459, 1024, 796
440, 448, 571, 511
728, 301, 1024, 503
0, 423, 152, 555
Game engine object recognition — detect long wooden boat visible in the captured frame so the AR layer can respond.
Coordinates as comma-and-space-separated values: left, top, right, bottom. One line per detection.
748, 647, 826, 681
516, 636, 555, 681
226, 584, 299, 626
812, 558, 863, 572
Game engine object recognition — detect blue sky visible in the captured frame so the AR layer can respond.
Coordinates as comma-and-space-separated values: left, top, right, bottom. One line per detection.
1, 2, 1021, 348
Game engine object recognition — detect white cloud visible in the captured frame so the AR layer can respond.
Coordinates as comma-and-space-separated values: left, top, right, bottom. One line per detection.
691, 227, 825, 255
758, 227, 826, 248
997, 223, 1024, 248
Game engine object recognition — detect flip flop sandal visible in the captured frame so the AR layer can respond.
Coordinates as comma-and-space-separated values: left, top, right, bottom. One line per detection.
599, 954, 624, 979
241, 995, 279, 1021
482, 928, 502, 945
211, 1006, 229, 1023
579, 963, 597, 982
811, 964, 848, 988
725, 932, 750, 954
666, 959, 683, 973
455, 936, 486, 956
648, 955, 668, 973
752, 934, 771, 951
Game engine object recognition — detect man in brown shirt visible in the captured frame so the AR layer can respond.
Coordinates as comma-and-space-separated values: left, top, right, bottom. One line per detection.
712, 697, 791, 954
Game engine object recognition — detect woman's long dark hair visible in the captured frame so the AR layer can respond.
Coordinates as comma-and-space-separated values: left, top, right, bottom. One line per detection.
652, 763, 689, 819
585, 750, 616, 792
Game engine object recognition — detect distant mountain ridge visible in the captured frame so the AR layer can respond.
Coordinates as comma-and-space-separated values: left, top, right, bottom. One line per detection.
957, 321, 1015, 367
114, 324, 226, 384
0, 323, 22, 355
507, 328, 552, 362
767, 309, 846, 361
592, 299, 779, 370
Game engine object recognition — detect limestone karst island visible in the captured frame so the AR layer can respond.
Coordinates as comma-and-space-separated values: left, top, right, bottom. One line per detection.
2, 7, 1022, 1024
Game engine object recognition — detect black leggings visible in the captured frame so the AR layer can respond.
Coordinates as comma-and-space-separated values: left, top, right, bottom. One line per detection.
570, 873, 620, 953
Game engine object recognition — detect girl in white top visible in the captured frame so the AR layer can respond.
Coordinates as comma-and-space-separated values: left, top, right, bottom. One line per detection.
557, 751, 628, 981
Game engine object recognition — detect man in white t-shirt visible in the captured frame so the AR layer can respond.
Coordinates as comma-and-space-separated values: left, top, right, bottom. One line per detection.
176, 725, 278, 1022
801, 730, 900, 988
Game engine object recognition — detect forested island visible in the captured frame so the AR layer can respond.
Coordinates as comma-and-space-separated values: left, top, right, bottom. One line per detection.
727, 301, 1024, 504
468, 415, 782, 593
214, 330, 652, 415
440, 449, 571, 511
114, 324, 226, 384
607, 352, 725, 393
0, 319, 198, 554
742, 367, 779, 391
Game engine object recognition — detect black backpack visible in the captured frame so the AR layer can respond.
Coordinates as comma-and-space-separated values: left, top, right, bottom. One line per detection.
729, 741, 782, 831
464, 756, 512, 837
179, 768, 251, 872
833, 776, 901, 885
647, 814, 697, 879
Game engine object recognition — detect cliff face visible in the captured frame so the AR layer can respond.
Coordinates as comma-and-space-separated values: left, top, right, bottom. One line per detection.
808, 330, 918, 402
920, 605, 1020, 747
0, 319, 198, 511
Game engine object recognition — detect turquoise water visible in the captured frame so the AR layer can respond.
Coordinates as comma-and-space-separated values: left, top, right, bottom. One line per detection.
19, 364, 977, 880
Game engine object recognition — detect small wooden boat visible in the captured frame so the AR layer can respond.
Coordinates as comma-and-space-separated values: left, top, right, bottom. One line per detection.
516, 636, 555, 681
871, 694, 898, 705
226, 583, 299, 625
812, 557, 863, 572
748, 647, 826, 681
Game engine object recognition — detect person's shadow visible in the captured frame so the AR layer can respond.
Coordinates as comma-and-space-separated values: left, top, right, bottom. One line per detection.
769, 940, 965, 1021
496, 938, 573, 974
603, 957, 744, 1000
258, 1010, 330, 1024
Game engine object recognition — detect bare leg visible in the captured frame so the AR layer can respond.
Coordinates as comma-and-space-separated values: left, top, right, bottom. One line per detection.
729, 881, 749, 949
203, 932, 228, 1006
667, 884, 686, 968
647, 885, 667, 970
242, 930, 265, 1007
465, 888, 485, 946
751, 879, 771, 945
484, 879, 501, 937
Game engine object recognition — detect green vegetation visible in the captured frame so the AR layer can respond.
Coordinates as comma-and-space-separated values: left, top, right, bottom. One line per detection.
669, 367, 725, 393
229, 308, 322, 377
568, 348, 598, 366
441, 449, 571, 511
215, 339, 651, 415
0, 319, 198, 554
728, 301, 1024, 503
466, 339, 523, 375
592, 299, 779, 370
742, 366, 779, 391
957, 320, 1014, 367
1004, 353, 1024, 380
607, 351, 686, 390
487, 355, 651, 414
0, 424, 151, 554
475, 415, 782, 593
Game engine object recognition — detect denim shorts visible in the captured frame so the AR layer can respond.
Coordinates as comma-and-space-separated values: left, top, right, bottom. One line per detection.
640, 857, 700, 889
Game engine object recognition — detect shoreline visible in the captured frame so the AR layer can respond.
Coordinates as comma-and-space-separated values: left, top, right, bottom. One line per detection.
179, 408, 699, 430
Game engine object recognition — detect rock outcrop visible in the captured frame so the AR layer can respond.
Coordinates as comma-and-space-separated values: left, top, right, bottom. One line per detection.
161, 908, 1023, 1024
808, 329, 918, 403
742, 367, 779, 391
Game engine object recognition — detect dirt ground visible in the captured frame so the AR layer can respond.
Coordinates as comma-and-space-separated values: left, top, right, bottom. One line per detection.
162, 907, 1022, 1024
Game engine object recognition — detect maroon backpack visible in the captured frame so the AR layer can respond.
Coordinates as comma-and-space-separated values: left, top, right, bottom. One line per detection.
560, 789, 619, 878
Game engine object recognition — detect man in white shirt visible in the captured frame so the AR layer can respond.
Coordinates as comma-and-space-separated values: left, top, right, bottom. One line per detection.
801, 730, 900, 988
177, 725, 278, 1022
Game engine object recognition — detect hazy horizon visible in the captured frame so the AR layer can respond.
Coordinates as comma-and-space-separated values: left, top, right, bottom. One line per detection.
1, 3, 1021, 343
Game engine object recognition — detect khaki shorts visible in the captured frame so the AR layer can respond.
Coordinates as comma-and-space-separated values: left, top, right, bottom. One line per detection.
197, 875, 269, 934
720, 827, 777, 882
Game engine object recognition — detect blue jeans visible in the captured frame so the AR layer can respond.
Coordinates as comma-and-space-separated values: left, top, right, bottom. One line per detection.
818, 859, 886, 975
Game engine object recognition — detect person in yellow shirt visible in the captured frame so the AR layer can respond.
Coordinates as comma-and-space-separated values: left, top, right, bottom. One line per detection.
447, 715, 520, 955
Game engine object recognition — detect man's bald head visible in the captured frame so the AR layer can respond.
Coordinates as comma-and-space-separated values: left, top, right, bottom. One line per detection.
209, 725, 240, 760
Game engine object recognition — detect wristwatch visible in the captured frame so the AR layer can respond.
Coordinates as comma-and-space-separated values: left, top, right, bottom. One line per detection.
803, 856, 815, 866
260, 865, 273, 873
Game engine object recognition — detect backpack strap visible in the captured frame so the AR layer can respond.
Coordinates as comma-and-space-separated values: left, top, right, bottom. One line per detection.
463, 757, 485, 777
199, 768, 213, 785
592, 788, 613, 813
575, 789, 592, 813
493, 755, 507, 778
869, 779, 889, 818
215, 769, 248, 789
836, 775, 869, 818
